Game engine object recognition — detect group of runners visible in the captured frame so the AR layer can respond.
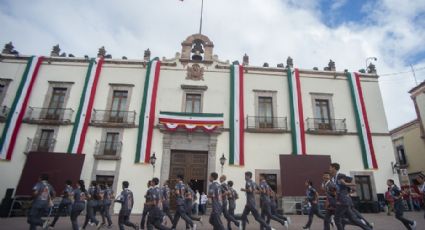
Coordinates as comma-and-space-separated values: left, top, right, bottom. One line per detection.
26, 162, 424, 230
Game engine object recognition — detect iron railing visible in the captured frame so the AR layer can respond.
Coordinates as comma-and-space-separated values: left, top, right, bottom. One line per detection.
24, 107, 74, 123
95, 140, 123, 156
246, 116, 288, 130
305, 118, 347, 133
25, 137, 56, 153
91, 109, 136, 126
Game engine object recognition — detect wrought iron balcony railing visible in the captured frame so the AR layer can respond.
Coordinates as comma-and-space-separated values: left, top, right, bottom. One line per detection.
25, 137, 56, 153
94, 140, 123, 157
91, 109, 136, 126
24, 107, 74, 124
0, 106, 10, 122
246, 116, 288, 130
305, 118, 347, 133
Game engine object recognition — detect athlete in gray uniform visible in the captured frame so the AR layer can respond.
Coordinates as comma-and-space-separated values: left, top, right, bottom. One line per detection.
70, 180, 87, 230
28, 174, 56, 230
240, 171, 272, 230
185, 182, 202, 229
330, 163, 371, 230
141, 181, 154, 229
82, 181, 102, 229
302, 180, 324, 229
227, 181, 239, 219
100, 183, 114, 228
219, 175, 240, 230
208, 172, 225, 230
115, 181, 139, 230
50, 179, 73, 228
387, 179, 417, 230
147, 177, 171, 230
259, 175, 288, 229
161, 181, 173, 223
322, 172, 336, 230
172, 174, 195, 230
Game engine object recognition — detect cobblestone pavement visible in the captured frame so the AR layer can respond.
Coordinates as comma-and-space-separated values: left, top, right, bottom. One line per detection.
0, 211, 423, 230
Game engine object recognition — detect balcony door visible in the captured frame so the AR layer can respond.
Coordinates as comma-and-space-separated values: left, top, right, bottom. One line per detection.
315, 99, 332, 130
258, 96, 273, 128
103, 132, 120, 155
46, 87, 67, 120
109, 90, 128, 122
37, 129, 54, 152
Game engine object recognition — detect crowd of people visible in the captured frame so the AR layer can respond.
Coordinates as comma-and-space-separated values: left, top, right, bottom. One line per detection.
26, 163, 424, 230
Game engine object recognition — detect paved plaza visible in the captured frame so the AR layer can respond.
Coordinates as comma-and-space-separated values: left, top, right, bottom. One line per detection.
1, 211, 423, 230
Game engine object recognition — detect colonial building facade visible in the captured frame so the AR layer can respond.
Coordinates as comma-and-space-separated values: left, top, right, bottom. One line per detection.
0, 34, 397, 213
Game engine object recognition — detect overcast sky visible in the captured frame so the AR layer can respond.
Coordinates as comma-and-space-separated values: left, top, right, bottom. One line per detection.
1, 0, 424, 130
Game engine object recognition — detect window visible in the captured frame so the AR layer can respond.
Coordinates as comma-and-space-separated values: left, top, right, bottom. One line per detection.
396, 145, 407, 165
46, 87, 67, 120
315, 99, 332, 130
96, 175, 114, 188
258, 97, 273, 128
104, 132, 120, 155
260, 173, 278, 192
37, 129, 54, 152
355, 175, 373, 201
110, 90, 128, 122
0, 79, 12, 106
185, 93, 202, 113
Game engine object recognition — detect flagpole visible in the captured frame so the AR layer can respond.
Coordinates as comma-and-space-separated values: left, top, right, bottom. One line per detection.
199, 0, 204, 34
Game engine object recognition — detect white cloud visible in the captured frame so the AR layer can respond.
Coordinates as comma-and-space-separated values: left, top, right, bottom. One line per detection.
0, 0, 424, 129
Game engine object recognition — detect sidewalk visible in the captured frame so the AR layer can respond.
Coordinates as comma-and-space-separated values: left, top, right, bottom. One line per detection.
0, 211, 423, 229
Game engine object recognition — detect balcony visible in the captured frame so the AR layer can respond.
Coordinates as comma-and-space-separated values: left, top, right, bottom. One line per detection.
91, 109, 136, 128
94, 140, 122, 160
306, 118, 347, 134
246, 116, 288, 133
0, 106, 10, 122
23, 107, 74, 125
25, 137, 56, 153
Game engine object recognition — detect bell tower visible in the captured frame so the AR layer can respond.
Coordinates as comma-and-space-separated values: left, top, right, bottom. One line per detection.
180, 34, 214, 63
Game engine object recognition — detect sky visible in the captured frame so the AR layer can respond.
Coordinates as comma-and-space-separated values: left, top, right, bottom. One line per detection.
0, 0, 424, 130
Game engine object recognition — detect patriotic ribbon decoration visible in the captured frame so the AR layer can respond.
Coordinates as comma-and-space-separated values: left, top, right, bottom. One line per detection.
229, 64, 245, 166
346, 72, 378, 169
159, 111, 224, 132
287, 68, 306, 155
135, 59, 161, 163
0, 56, 44, 160
68, 58, 104, 154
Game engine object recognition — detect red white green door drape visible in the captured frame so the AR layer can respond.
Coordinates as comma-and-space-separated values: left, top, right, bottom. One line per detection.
0, 56, 44, 160
346, 72, 378, 169
135, 60, 161, 163
67, 58, 104, 154
229, 64, 244, 166
159, 111, 224, 132
287, 68, 306, 155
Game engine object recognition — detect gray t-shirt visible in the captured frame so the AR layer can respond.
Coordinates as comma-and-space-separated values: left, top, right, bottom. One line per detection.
259, 180, 271, 203
117, 188, 134, 213
32, 181, 55, 206
333, 173, 352, 206
175, 181, 186, 206
208, 181, 223, 214
245, 179, 257, 207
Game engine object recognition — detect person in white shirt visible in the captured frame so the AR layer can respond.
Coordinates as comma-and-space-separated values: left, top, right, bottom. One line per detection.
200, 192, 208, 215
193, 190, 200, 216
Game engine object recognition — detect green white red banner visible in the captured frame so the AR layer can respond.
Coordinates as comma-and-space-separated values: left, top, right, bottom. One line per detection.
159, 111, 224, 132
135, 59, 161, 163
0, 56, 44, 160
287, 68, 306, 155
346, 72, 378, 169
68, 58, 104, 154
229, 65, 244, 166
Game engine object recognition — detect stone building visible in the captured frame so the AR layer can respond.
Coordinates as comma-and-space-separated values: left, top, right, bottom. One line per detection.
0, 34, 397, 213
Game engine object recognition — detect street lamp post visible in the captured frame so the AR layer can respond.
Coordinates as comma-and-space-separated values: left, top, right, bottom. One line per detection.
219, 153, 226, 174
150, 152, 157, 177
